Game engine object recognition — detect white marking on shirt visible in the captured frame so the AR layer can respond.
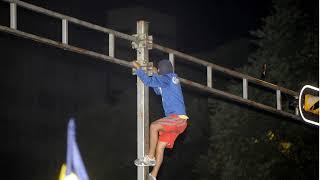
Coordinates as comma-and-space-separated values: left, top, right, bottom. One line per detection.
172, 76, 180, 84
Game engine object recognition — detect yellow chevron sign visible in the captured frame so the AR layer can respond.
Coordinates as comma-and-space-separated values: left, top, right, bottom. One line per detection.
303, 94, 319, 115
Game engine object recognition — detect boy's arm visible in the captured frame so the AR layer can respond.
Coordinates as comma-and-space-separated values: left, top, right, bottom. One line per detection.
136, 68, 170, 88
132, 61, 170, 88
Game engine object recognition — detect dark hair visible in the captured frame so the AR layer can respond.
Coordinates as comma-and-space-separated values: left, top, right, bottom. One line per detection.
158, 59, 173, 75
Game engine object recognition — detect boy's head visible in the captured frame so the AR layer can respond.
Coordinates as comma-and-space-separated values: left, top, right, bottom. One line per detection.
157, 59, 173, 75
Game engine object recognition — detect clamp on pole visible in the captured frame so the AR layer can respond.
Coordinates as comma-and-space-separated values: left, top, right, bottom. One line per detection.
132, 61, 154, 76
131, 34, 153, 50
132, 33, 154, 76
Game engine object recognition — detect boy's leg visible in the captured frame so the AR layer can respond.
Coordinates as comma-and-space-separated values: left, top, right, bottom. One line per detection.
150, 141, 168, 178
134, 120, 165, 167
148, 121, 165, 158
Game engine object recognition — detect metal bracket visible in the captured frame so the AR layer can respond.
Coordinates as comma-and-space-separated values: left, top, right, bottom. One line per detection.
132, 62, 154, 76
131, 34, 153, 50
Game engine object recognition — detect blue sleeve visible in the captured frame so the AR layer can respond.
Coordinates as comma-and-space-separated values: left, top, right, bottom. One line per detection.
153, 87, 161, 95
136, 68, 170, 88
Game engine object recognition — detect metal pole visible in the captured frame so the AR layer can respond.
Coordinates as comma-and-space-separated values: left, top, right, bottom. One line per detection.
243, 78, 248, 99
276, 90, 281, 110
109, 33, 115, 57
136, 20, 149, 180
207, 66, 212, 88
169, 53, 175, 72
10, 2, 17, 29
62, 19, 68, 44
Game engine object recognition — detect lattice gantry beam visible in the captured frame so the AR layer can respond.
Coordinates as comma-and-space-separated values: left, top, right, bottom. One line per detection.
0, 0, 305, 125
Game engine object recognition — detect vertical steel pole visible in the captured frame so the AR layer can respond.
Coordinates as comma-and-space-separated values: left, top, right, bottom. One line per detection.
62, 19, 68, 44
109, 33, 115, 57
276, 90, 282, 110
207, 66, 212, 88
10, 2, 17, 29
169, 53, 175, 72
136, 21, 149, 180
243, 78, 248, 99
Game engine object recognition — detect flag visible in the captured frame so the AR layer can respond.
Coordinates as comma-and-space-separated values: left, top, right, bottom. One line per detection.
59, 118, 89, 180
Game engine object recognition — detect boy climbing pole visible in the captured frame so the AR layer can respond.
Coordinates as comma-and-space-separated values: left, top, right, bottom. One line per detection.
132, 59, 189, 180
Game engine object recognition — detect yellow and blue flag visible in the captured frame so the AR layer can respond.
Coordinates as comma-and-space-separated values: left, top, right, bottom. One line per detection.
59, 118, 89, 180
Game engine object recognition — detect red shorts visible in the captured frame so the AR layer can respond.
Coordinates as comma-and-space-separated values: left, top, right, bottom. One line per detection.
156, 115, 188, 149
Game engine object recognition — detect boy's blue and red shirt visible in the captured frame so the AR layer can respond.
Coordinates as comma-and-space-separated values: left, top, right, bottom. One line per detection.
136, 68, 187, 117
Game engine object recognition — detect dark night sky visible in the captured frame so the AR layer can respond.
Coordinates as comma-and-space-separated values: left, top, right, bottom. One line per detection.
1, 0, 317, 180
